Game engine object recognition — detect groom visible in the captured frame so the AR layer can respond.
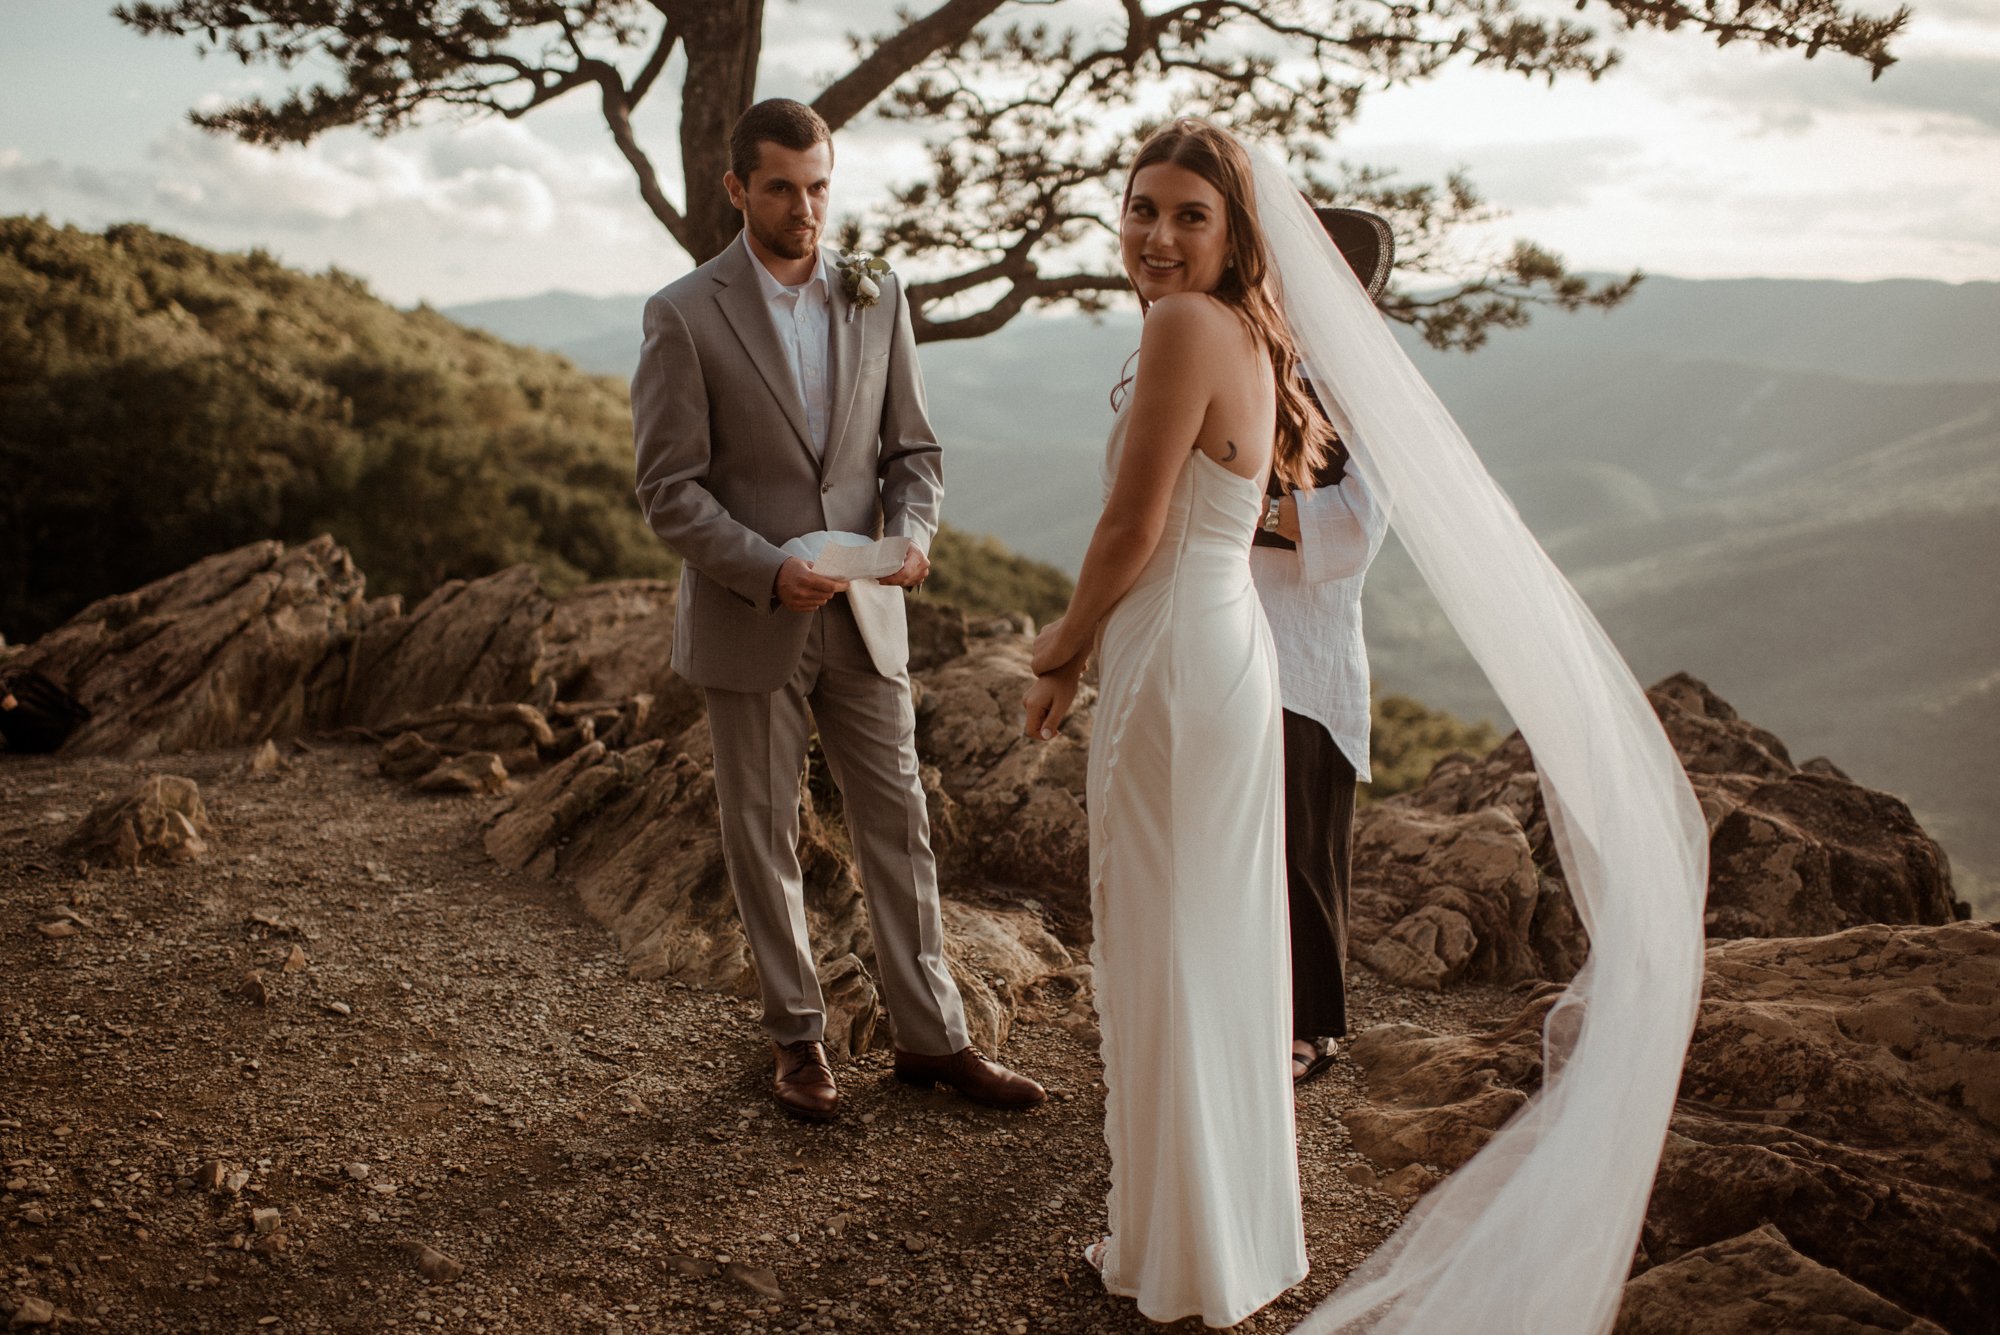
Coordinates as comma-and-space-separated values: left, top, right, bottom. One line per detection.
631, 98, 1044, 1121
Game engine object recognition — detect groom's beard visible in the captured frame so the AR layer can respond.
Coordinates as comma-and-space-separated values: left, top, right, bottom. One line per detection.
752, 216, 821, 261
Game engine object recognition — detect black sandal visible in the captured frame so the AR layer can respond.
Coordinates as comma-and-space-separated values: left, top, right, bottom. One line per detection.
1292, 1037, 1338, 1086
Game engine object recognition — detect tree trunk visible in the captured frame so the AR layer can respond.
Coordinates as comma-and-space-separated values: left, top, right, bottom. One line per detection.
678, 0, 765, 262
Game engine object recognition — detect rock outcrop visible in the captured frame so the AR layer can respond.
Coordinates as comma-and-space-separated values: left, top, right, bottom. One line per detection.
483, 721, 1083, 1055
913, 626, 1092, 918
1348, 673, 1959, 990
1338, 922, 2000, 1334
1612, 1225, 1949, 1335
340, 564, 551, 735
534, 579, 703, 744
6, 538, 369, 756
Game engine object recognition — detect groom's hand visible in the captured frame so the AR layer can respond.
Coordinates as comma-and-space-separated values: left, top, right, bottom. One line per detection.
776, 557, 849, 612
877, 539, 930, 589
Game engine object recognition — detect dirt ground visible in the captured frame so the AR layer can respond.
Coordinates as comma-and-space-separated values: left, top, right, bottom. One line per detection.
2, 742, 1511, 1334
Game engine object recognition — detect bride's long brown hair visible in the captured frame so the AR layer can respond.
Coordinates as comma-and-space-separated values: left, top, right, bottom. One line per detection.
1117, 118, 1330, 491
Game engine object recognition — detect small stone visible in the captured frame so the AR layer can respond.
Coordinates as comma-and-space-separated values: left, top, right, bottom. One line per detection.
9, 1295, 55, 1326
865, 1276, 888, 1288
247, 740, 283, 774
344, 1163, 371, 1182
414, 752, 509, 796
251, 1207, 282, 1235
280, 945, 308, 974
402, 1240, 464, 1283
903, 1234, 927, 1254
826, 1214, 850, 1238
234, 973, 270, 1007
194, 1160, 226, 1191
251, 1232, 287, 1256
322, 1001, 352, 1017
224, 1170, 252, 1194
34, 922, 76, 940
20, 1207, 49, 1227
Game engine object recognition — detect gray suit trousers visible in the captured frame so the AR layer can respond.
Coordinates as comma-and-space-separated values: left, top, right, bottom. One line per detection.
704, 595, 969, 1055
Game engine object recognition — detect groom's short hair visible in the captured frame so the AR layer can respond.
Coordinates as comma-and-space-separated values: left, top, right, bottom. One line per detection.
730, 99, 834, 183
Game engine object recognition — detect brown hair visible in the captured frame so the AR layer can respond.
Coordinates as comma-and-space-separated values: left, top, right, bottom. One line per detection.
729, 98, 833, 183
1120, 118, 1329, 491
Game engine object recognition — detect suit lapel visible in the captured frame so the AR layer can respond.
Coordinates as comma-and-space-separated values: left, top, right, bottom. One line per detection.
711, 238, 815, 463
821, 251, 863, 478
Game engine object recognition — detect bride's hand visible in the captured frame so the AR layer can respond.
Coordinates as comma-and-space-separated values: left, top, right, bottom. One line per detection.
1031, 619, 1078, 678
1022, 673, 1078, 741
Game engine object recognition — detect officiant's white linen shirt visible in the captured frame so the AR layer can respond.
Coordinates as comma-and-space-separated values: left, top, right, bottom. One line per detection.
1250, 458, 1389, 780
744, 230, 832, 457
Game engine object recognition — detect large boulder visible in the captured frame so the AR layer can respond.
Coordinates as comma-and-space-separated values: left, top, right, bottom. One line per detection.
340, 564, 551, 735
534, 579, 704, 743
1347, 805, 1545, 990
1349, 673, 1958, 988
1612, 1225, 1948, 1335
7, 537, 369, 756
1337, 922, 2000, 1335
1704, 772, 1955, 938
913, 625, 1092, 920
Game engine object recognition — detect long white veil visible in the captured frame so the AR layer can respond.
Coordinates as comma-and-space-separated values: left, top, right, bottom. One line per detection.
1249, 148, 1711, 1335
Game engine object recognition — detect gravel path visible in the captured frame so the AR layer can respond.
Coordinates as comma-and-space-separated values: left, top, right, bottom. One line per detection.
2, 743, 1509, 1334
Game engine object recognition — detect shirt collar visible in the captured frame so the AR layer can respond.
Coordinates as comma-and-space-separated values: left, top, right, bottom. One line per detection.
741, 229, 828, 304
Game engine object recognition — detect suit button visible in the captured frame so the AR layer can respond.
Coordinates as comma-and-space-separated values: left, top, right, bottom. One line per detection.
820, 483, 832, 494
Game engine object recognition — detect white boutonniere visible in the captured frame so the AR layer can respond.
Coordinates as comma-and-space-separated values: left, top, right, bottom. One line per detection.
835, 250, 890, 323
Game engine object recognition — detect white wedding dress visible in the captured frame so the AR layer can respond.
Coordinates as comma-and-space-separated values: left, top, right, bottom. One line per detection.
1088, 410, 1308, 1327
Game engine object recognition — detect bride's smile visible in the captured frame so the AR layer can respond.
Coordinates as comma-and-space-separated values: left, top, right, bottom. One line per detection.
1120, 161, 1230, 303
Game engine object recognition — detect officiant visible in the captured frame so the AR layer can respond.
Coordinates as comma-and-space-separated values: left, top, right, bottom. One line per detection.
1256, 207, 1394, 1085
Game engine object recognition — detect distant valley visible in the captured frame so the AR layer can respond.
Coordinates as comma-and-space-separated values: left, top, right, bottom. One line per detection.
447, 276, 2000, 909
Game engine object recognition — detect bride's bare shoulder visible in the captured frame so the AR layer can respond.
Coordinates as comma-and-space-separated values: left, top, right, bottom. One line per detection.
1139, 292, 1256, 373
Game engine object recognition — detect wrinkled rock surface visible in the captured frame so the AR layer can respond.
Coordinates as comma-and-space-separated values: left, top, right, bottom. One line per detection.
61, 774, 213, 866
914, 627, 1092, 919
484, 719, 1083, 1056
1338, 922, 2000, 1334
1613, 1225, 1948, 1335
1349, 672, 1957, 989
341, 564, 551, 733
535, 579, 703, 743
6, 537, 368, 756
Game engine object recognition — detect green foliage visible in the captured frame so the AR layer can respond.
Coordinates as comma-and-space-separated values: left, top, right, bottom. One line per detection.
0, 215, 676, 641
1365, 693, 1502, 802
918, 527, 1073, 627
0, 216, 1076, 646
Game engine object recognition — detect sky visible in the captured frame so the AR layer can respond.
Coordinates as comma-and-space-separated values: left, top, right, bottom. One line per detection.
2, 0, 1996, 307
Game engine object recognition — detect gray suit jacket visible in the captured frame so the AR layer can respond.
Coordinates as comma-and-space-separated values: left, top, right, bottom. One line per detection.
632, 237, 944, 693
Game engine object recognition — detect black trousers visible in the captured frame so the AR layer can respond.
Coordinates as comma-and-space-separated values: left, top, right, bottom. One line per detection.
1283, 709, 1358, 1041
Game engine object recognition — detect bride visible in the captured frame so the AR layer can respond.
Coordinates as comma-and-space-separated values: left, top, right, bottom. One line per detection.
1027, 115, 1709, 1335
1023, 117, 1317, 1327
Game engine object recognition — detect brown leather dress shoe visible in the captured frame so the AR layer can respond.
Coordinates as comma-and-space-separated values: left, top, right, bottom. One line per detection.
773, 1040, 839, 1122
893, 1045, 1046, 1110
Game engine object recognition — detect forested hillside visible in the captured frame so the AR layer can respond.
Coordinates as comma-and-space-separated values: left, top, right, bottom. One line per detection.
0, 218, 1072, 643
